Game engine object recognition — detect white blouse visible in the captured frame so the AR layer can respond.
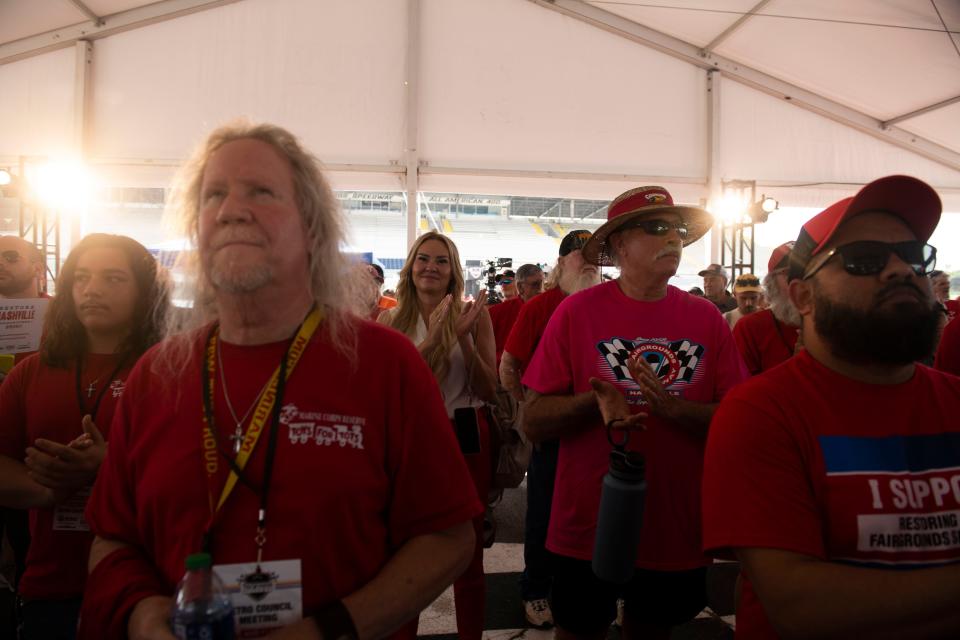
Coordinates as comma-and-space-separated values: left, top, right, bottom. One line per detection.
412, 314, 483, 418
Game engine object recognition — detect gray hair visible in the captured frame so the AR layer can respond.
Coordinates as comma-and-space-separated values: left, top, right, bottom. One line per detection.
515, 263, 543, 282
764, 270, 802, 327
156, 121, 362, 375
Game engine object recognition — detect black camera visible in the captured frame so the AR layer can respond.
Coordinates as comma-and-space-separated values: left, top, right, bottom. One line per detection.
485, 258, 513, 304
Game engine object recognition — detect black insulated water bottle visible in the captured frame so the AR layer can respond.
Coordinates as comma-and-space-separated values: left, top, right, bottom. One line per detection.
592, 449, 647, 584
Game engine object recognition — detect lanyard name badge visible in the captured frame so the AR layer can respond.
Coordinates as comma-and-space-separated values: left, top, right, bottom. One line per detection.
199, 308, 321, 632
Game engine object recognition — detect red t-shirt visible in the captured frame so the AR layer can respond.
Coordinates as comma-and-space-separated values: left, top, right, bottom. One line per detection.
85, 320, 482, 627
0, 351, 129, 600
732, 308, 798, 376
523, 282, 748, 569
945, 298, 959, 323
935, 315, 960, 376
503, 286, 566, 369
702, 350, 960, 639
488, 296, 524, 370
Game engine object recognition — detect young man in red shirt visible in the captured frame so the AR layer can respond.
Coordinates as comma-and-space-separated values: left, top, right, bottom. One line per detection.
731, 242, 802, 375
498, 229, 596, 629
703, 175, 960, 639
0, 233, 168, 639
80, 123, 480, 640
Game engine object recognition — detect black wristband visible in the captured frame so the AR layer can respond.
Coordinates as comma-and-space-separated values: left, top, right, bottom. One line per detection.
308, 600, 359, 640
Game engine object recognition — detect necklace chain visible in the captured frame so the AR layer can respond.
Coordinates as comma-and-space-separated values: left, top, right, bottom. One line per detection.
217, 342, 273, 434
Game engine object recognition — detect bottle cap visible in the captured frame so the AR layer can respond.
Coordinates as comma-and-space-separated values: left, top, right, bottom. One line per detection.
185, 552, 213, 570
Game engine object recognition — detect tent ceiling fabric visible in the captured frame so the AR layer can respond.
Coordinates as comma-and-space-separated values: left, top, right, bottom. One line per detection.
0, 0, 958, 208
585, 0, 960, 148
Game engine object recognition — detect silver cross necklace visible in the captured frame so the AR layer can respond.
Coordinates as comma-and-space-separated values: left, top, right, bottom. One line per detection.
217, 343, 273, 454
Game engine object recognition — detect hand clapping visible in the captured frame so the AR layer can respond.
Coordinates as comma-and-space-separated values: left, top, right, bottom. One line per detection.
589, 377, 647, 431
626, 355, 678, 419
455, 296, 486, 338
25, 414, 107, 494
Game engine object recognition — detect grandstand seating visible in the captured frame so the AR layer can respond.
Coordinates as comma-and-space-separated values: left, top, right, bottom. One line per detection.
344, 210, 604, 268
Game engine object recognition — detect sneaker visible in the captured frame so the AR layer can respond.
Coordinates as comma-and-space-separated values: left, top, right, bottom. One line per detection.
524, 598, 554, 629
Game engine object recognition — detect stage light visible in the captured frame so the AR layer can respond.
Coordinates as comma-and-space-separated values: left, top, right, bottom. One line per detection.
0, 170, 11, 187
749, 194, 780, 224
25, 159, 95, 212
711, 192, 751, 225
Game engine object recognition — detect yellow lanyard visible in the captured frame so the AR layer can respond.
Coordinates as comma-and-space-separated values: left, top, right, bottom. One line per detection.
201, 308, 322, 517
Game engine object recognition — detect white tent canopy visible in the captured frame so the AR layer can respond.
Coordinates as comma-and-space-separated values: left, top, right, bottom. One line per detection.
1, 0, 959, 212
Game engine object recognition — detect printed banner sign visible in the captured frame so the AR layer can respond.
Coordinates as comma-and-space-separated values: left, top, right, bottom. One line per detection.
0, 298, 48, 354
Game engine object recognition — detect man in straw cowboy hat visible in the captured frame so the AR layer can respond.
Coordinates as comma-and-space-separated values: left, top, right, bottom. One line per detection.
522, 186, 747, 640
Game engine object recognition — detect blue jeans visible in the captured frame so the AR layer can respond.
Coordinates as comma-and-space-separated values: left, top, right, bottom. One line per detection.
520, 439, 559, 601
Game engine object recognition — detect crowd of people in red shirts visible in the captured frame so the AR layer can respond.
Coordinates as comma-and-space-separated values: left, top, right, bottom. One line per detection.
1, 121, 959, 640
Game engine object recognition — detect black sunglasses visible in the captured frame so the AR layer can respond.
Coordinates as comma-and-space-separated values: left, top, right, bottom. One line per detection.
623, 219, 689, 240
803, 240, 937, 280
1, 250, 22, 264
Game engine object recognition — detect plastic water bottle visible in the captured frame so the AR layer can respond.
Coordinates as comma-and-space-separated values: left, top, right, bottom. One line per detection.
592, 449, 647, 584
170, 552, 236, 640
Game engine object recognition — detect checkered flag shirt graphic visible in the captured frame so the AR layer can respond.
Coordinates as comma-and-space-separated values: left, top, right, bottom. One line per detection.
671, 339, 704, 383
597, 338, 705, 384
598, 338, 636, 381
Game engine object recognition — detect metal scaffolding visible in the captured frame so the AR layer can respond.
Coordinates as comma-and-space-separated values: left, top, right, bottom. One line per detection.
719, 179, 757, 282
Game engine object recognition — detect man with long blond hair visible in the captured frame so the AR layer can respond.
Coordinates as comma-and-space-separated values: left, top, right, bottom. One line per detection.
79, 123, 480, 640
379, 230, 496, 640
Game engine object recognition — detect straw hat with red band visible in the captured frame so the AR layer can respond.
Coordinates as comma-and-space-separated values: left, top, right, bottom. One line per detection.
767, 241, 795, 273
787, 175, 942, 280
582, 186, 714, 266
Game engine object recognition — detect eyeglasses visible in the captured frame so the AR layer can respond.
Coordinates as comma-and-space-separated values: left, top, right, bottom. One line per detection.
803, 240, 937, 280
500, 278, 514, 285
622, 219, 689, 240
1, 250, 22, 264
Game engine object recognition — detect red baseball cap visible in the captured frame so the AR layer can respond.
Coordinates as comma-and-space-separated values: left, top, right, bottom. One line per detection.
788, 175, 941, 280
767, 241, 794, 273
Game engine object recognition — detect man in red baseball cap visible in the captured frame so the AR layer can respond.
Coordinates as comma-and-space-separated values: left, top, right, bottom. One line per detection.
703, 175, 960, 639
522, 186, 747, 639
731, 241, 802, 375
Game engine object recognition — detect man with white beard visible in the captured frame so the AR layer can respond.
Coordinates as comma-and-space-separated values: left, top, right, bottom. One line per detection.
733, 242, 802, 376
498, 229, 598, 630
